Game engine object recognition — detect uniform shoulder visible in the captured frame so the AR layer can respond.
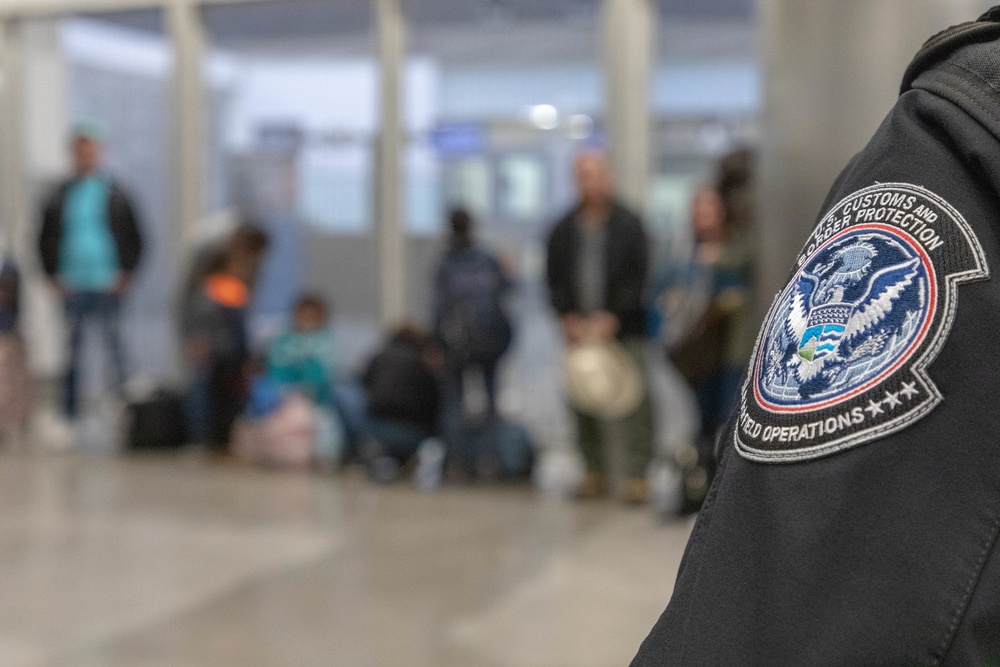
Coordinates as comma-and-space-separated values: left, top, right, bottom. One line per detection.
901, 14, 1000, 93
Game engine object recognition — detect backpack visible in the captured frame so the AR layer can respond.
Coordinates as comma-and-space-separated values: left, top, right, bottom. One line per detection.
454, 419, 535, 481
435, 248, 512, 365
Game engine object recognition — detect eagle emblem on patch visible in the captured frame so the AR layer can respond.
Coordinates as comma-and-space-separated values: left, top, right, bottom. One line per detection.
736, 183, 988, 463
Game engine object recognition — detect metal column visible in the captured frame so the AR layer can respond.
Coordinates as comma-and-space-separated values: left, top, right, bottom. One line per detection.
602, 0, 655, 214
375, 0, 406, 327
167, 0, 206, 256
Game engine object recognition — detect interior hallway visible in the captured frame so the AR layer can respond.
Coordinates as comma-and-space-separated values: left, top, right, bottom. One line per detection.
0, 452, 693, 667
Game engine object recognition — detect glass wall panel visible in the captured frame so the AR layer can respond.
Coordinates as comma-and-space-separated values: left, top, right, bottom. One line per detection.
203, 0, 378, 345
405, 0, 604, 239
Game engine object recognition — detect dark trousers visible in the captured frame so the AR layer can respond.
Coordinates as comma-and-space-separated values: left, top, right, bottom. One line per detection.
442, 359, 499, 441
64, 291, 125, 418
185, 358, 244, 451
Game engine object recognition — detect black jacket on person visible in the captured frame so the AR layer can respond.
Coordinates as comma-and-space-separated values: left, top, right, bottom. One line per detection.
363, 337, 441, 433
633, 9, 1000, 667
38, 176, 143, 279
545, 200, 649, 339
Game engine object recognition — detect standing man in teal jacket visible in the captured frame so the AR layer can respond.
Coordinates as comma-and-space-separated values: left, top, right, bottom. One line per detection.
38, 122, 143, 419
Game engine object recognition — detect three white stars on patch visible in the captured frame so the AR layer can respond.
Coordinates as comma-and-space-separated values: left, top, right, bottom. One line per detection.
864, 381, 920, 417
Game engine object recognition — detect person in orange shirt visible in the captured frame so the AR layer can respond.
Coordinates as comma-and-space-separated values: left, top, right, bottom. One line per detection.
182, 225, 268, 452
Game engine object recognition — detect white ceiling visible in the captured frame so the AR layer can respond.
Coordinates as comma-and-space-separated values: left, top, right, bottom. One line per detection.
81, 0, 755, 44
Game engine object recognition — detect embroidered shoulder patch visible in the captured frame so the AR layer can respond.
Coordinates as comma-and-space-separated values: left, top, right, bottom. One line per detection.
736, 183, 989, 463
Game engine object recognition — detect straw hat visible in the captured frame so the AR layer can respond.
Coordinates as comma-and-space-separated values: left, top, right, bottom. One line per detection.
565, 341, 644, 420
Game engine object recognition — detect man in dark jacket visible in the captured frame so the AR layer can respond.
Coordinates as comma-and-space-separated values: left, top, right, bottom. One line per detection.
633, 8, 1000, 665
546, 152, 652, 503
38, 123, 142, 418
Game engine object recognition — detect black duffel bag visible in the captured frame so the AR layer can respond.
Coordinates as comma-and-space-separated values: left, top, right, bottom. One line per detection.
126, 390, 188, 451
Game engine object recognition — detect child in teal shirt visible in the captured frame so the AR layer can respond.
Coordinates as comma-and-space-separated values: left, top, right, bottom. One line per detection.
265, 294, 343, 463
267, 295, 336, 406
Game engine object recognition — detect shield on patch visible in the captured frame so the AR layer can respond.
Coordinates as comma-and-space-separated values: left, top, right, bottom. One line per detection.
798, 324, 845, 362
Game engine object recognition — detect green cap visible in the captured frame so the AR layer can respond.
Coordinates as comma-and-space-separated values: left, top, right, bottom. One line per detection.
72, 119, 105, 141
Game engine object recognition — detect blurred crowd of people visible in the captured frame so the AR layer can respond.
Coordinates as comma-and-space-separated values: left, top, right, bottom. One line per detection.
0, 121, 756, 513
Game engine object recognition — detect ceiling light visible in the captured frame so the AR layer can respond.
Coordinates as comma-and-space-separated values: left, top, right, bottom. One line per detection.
529, 104, 560, 130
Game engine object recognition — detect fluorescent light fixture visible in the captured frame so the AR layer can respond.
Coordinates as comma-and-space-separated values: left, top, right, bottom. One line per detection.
529, 104, 559, 130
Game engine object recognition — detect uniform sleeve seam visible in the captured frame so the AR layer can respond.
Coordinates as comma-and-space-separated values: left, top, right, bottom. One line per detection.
929, 64, 1000, 128
933, 512, 1000, 665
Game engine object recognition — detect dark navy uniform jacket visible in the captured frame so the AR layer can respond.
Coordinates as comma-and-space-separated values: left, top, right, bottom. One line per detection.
634, 9, 1000, 666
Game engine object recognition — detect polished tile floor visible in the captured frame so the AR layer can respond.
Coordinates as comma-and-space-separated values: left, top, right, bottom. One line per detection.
0, 453, 693, 667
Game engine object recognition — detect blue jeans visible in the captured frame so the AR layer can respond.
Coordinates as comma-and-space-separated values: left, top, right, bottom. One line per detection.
366, 418, 431, 462
184, 356, 246, 451
64, 291, 126, 418
331, 377, 368, 454
330, 377, 430, 463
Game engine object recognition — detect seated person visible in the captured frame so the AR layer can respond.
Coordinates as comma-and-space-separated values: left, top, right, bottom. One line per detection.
360, 325, 443, 481
265, 294, 342, 463
267, 295, 336, 405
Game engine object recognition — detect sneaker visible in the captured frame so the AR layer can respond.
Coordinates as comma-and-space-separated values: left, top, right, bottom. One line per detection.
32, 411, 75, 453
623, 477, 651, 505
575, 472, 608, 500
649, 461, 684, 517
414, 438, 446, 492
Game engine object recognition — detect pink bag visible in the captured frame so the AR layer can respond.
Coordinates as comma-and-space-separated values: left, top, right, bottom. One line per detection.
233, 394, 316, 468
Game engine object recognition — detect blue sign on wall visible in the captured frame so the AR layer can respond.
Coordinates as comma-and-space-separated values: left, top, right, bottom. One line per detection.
431, 122, 486, 157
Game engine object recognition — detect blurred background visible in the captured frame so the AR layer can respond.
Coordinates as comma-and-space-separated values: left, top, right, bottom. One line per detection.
0, 0, 992, 665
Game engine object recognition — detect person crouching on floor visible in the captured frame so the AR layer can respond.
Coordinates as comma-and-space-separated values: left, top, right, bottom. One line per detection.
359, 325, 444, 484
